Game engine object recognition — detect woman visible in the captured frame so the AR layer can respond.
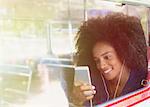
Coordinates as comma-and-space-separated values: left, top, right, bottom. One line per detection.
72, 12, 148, 106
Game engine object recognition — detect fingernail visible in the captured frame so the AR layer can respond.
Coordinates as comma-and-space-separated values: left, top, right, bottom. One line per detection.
93, 90, 96, 94
92, 86, 95, 89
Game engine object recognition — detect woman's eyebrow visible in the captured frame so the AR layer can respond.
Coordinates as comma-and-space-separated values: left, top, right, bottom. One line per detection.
100, 51, 112, 56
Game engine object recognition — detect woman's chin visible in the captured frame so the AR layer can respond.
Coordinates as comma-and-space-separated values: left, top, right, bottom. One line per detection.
103, 73, 115, 81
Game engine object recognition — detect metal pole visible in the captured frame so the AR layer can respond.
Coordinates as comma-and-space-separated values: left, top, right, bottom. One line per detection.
84, 0, 88, 21
47, 22, 53, 55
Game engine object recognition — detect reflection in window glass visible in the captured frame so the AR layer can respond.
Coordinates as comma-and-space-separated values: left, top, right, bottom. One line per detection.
0, 19, 47, 63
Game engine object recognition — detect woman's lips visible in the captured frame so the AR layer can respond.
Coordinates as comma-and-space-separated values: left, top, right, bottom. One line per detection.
104, 68, 112, 74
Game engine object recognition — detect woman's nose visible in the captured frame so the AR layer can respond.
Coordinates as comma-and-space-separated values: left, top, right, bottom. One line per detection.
98, 60, 107, 70
100, 61, 107, 70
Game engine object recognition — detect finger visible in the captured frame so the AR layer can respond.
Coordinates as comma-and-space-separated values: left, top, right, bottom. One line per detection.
86, 95, 94, 100
80, 85, 95, 91
74, 81, 84, 86
83, 90, 96, 96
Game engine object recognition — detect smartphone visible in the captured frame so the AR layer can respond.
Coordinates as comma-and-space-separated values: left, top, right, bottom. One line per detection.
74, 66, 93, 107
74, 66, 91, 85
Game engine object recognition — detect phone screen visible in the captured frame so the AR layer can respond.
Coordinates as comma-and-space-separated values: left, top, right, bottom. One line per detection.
74, 66, 91, 85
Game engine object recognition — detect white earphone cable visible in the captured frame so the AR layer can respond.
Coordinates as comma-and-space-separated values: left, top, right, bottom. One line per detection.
113, 60, 125, 98
101, 60, 125, 100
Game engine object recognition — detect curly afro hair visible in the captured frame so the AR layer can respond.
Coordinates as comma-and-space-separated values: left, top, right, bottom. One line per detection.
75, 12, 148, 77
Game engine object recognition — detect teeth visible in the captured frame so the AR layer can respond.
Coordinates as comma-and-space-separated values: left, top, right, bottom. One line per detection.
104, 68, 112, 74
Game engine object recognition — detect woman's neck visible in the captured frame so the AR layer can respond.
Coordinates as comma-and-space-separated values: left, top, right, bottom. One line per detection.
110, 66, 130, 85
108, 66, 130, 98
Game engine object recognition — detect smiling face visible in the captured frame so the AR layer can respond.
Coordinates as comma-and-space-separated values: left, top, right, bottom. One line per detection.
92, 42, 123, 81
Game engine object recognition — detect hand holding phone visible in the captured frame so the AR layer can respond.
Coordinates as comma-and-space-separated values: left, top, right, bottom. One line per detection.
74, 66, 95, 107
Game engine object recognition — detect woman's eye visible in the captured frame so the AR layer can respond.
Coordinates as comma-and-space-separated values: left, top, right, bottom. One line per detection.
104, 55, 112, 60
